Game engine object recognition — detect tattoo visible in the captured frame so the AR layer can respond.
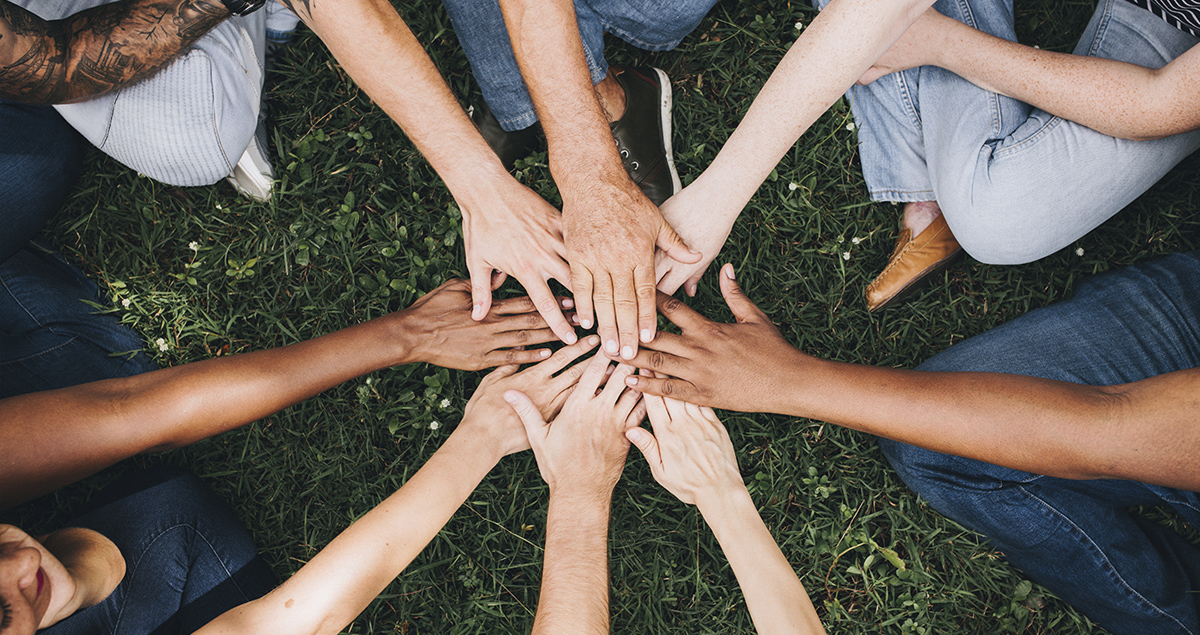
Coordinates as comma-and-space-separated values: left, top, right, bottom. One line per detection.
277, 0, 314, 22
0, 0, 229, 104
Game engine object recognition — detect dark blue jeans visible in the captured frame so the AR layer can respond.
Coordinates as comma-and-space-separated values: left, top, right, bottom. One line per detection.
879, 251, 1200, 635
42, 467, 276, 635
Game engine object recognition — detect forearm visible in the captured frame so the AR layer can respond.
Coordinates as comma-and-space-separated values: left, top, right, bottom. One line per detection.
533, 490, 613, 635
0, 312, 416, 508
197, 426, 504, 635
698, 488, 824, 635
777, 357, 1200, 490
0, 0, 228, 104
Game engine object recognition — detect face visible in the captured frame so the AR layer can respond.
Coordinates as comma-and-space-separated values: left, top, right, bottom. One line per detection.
0, 525, 68, 634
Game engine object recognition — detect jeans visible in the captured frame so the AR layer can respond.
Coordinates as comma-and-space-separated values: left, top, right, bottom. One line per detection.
836, 0, 1200, 264
0, 100, 84, 263
878, 251, 1200, 635
40, 467, 277, 635
0, 243, 157, 399
441, 0, 717, 131
11, 0, 266, 187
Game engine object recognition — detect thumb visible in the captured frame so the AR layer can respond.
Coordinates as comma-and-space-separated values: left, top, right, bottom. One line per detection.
469, 260, 495, 321
656, 221, 702, 265
625, 427, 664, 479
718, 264, 768, 324
504, 389, 547, 437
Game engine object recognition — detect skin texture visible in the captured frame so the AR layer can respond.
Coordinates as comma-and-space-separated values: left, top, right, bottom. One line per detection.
505, 353, 645, 635
858, 7, 1200, 141
278, 0, 579, 346
0, 0, 228, 103
627, 396, 826, 635
0, 279, 563, 509
628, 265, 1200, 493
497, 0, 701, 362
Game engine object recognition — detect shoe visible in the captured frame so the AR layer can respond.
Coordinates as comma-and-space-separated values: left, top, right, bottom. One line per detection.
226, 121, 274, 202
865, 215, 962, 311
609, 66, 681, 206
470, 100, 542, 171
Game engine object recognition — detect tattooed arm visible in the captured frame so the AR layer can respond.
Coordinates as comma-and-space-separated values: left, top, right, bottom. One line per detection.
0, 0, 228, 104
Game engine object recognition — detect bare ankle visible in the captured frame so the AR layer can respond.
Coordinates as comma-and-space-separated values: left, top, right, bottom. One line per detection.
902, 200, 942, 236
595, 69, 627, 123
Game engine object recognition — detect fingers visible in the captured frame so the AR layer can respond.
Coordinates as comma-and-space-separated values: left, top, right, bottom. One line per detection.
684, 272, 704, 298
536, 334, 600, 385
634, 264, 657, 352
718, 264, 770, 325
481, 347, 554, 368
626, 398, 648, 428
656, 221, 703, 265
576, 350, 615, 397
601, 363, 637, 405
625, 341, 689, 376
570, 263, 595, 331
468, 262, 496, 321
642, 391, 671, 426
491, 294, 574, 317
654, 291, 707, 332
592, 274, 620, 359
522, 279, 578, 345
624, 374, 698, 403
504, 389, 547, 439
612, 273, 640, 361
625, 427, 664, 480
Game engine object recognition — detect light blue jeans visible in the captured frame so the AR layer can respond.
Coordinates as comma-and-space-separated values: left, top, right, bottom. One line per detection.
834, 0, 1200, 264
880, 251, 1200, 635
441, 0, 717, 131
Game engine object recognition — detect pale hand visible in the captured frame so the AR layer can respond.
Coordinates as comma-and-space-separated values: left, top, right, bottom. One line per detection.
654, 184, 736, 297
626, 394, 744, 506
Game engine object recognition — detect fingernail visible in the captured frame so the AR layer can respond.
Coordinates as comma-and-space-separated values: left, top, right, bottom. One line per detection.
561, 298, 575, 309
540, 349, 551, 357
581, 319, 593, 329
725, 266, 735, 280
472, 304, 483, 319
587, 335, 600, 345
605, 340, 619, 354
640, 328, 653, 343
625, 376, 638, 386
564, 332, 578, 345
621, 346, 634, 359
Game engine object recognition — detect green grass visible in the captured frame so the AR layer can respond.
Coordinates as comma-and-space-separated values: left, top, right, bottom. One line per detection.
8, 0, 1200, 633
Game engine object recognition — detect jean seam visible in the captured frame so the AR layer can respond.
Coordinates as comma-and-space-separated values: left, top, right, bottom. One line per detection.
0, 335, 82, 366
1020, 484, 1196, 633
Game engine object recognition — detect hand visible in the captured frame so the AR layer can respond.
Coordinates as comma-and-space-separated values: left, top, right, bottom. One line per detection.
458, 178, 578, 345
654, 185, 737, 297
625, 393, 744, 506
396, 278, 569, 371
857, 7, 947, 85
626, 264, 809, 413
505, 351, 646, 495
562, 178, 700, 361
457, 335, 601, 456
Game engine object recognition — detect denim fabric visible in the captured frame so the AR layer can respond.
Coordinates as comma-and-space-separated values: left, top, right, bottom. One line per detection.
0, 243, 156, 399
41, 467, 277, 635
441, 0, 717, 131
830, 0, 1200, 264
11, 0, 265, 187
0, 100, 84, 264
878, 251, 1200, 635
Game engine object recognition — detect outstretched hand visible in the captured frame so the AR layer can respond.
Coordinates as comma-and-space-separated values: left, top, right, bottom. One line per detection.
505, 351, 646, 495
626, 264, 808, 413
654, 185, 736, 297
625, 392, 744, 506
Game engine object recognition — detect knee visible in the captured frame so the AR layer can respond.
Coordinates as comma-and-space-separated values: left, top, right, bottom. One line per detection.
940, 200, 1062, 265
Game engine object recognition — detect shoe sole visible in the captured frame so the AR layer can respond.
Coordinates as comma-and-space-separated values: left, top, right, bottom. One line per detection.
868, 249, 962, 312
649, 67, 682, 196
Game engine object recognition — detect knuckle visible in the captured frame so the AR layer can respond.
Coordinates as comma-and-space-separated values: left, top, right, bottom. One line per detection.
661, 296, 683, 313
649, 351, 667, 369
515, 329, 531, 343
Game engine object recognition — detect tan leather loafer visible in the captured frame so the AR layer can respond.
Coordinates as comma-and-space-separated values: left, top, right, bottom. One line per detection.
865, 215, 962, 312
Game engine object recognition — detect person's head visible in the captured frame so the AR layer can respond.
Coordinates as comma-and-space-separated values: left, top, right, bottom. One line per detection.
0, 524, 71, 634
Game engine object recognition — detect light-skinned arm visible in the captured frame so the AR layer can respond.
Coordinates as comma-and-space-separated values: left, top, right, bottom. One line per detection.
505, 352, 646, 635
275, 0, 576, 344
858, 7, 1200, 141
497, 0, 701, 361
0, 279, 564, 509
193, 335, 601, 635
654, 0, 935, 295
627, 395, 826, 635
628, 264, 1200, 493
0, 0, 228, 103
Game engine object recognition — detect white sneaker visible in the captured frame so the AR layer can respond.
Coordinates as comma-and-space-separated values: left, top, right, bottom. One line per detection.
226, 127, 274, 202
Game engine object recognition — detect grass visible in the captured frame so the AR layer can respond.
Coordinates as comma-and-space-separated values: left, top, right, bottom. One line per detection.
6, 0, 1200, 633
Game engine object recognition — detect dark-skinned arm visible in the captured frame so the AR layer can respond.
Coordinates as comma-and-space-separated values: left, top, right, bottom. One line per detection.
0, 0, 229, 103
626, 264, 1200, 492
0, 280, 565, 509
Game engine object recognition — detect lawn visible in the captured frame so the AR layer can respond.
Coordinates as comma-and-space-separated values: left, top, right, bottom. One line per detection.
8, 0, 1200, 633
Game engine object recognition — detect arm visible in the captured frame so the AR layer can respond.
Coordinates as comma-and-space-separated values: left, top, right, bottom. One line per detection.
0, 280, 562, 508
859, 8, 1200, 140
505, 352, 646, 634
276, 0, 576, 344
497, 0, 699, 361
0, 0, 228, 103
627, 397, 825, 635
192, 332, 602, 635
627, 264, 1200, 492
653, 0, 934, 292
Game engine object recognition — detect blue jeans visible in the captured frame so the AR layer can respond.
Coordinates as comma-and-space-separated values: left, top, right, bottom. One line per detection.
879, 251, 1200, 635
41, 467, 277, 635
836, 0, 1200, 264
0, 243, 157, 399
441, 0, 717, 131
0, 100, 84, 264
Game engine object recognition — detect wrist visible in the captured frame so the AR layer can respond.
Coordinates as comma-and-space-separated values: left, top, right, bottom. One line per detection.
761, 345, 821, 416
440, 422, 507, 474
694, 485, 757, 537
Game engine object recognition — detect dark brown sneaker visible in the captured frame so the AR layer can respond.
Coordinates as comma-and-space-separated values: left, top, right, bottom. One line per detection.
609, 66, 681, 206
469, 99, 542, 171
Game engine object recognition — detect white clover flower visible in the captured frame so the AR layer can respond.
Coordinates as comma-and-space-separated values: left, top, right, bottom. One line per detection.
440, 398, 451, 409
1076, 247, 1085, 257
156, 338, 168, 351
842, 252, 851, 261
794, 20, 804, 31
851, 237, 861, 244
215, 204, 223, 210
845, 122, 856, 132
121, 298, 132, 308
429, 420, 440, 430
365, 377, 373, 385
838, 237, 845, 243
189, 241, 199, 252
788, 182, 799, 191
